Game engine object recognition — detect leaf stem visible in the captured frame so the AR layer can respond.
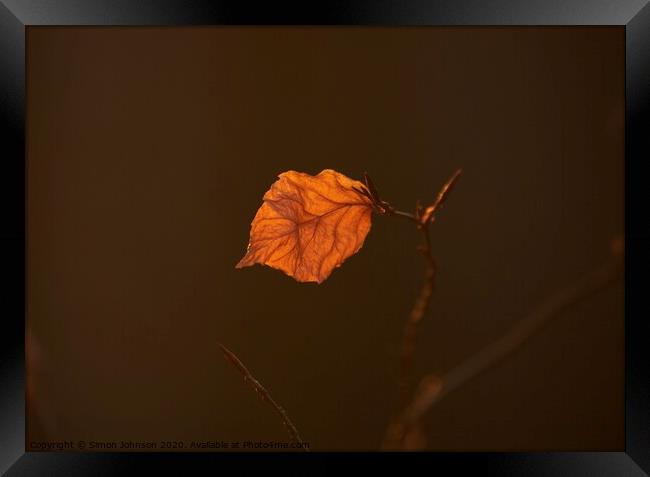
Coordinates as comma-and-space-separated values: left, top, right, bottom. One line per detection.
391, 209, 419, 223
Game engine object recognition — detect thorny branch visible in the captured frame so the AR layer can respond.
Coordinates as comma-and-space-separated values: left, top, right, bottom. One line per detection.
382, 241, 624, 450
218, 343, 308, 451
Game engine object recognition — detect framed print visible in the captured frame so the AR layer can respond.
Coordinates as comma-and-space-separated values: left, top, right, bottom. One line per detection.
1, 1, 649, 475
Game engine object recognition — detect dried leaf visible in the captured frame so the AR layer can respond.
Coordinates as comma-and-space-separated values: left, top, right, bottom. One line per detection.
236, 169, 373, 283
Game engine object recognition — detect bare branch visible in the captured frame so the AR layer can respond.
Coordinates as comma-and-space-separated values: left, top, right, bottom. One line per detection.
420, 169, 462, 225
383, 248, 623, 449
393, 170, 462, 404
218, 343, 308, 451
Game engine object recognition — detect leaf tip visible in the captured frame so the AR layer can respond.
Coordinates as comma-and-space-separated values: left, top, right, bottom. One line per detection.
235, 248, 254, 270
234, 258, 246, 269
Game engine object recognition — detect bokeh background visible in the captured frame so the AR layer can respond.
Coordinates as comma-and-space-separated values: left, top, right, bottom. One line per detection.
26, 26, 624, 451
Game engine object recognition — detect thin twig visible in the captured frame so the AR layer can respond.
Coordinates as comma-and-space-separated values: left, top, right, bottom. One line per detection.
395, 170, 462, 404
398, 222, 436, 404
218, 343, 308, 451
383, 249, 623, 449
391, 209, 419, 223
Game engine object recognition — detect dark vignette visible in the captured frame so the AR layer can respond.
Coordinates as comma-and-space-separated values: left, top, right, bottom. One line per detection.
0, 0, 648, 475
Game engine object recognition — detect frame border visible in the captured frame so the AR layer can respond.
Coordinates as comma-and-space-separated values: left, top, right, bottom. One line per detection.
1, 1, 648, 474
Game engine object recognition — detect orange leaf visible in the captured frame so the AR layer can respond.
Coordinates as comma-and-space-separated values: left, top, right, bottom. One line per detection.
236, 169, 373, 283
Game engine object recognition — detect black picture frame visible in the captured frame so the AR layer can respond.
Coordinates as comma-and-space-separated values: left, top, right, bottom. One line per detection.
1, 1, 648, 475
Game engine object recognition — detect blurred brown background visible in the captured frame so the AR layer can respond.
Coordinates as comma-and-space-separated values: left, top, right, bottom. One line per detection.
26, 26, 624, 451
